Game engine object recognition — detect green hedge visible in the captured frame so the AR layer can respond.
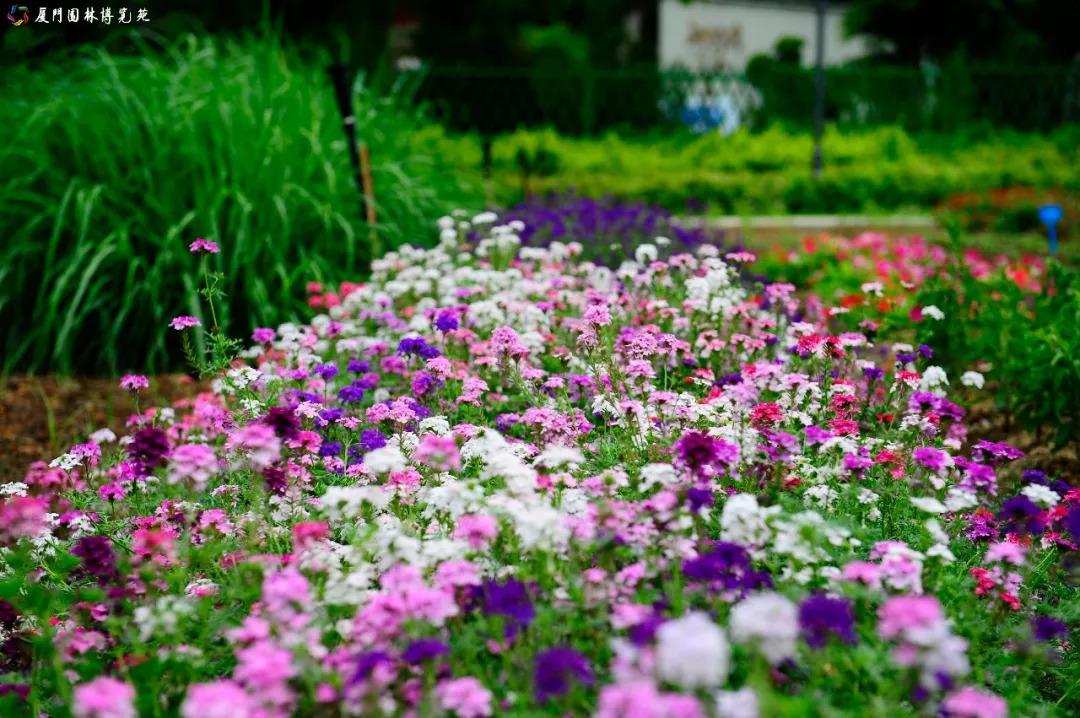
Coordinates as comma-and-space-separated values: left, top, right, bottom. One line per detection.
414, 125, 1080, 214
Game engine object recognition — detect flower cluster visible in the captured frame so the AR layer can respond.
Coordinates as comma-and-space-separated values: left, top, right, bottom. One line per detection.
2, 215, 1077, 717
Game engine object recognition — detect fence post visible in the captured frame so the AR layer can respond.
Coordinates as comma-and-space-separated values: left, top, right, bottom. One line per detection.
812, 0, 827, 179
582, 67, 596, 135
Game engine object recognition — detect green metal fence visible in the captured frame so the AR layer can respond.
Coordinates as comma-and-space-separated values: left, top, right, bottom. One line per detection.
402, 63, 1080, 136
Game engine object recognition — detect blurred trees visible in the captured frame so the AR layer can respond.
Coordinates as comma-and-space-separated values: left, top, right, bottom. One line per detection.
845, 0, 1080, 65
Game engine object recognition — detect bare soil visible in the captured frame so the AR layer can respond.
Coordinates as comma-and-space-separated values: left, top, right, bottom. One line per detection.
0, 374, 200, 482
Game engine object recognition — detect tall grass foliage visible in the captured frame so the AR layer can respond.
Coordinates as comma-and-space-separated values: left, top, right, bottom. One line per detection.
0, 32, 477, 375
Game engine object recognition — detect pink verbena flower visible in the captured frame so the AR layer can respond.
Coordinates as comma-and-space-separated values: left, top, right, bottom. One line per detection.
454, 514, 499, 550
0, 496, 48, 541
98, 482, 126, 502
252, 327, 276, 344
225, 424, 282, 471
181, 680, 254, 718
170, 316, 202, 331
414, 434, 461, 471
189, 238, 220, 254
877, 595, 944, 640
119, 374, 149, 391
941, 686, 1007, 718
435, 677, 493, 718
72, 676, 136, 718
167, 443, 219, 488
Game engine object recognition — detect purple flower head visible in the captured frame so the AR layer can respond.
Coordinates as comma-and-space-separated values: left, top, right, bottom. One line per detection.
397, 337, 426, 356
912, 446, 949, 473
863, 366, 885, 381
434, 311, 459, 332
629, 614, 665, 646
350, 651, 393, 685
674, 431, 737, 476
1064, 505, 1080, 542
682, 541, 759, 594
799, 594, 856, 648
998, 495, 1045, 535
252, 327, 276, 344
347, 359, 370, 374
338, 383, 365, 404
313, 364, 339, 381
719, 372, 743, 386
955, 457, 997, 496
1032, 616, 1068, 642
169, 315, 202, 331
128, 427, 170, 474
261, 407, 301, 441
359, 429, 387, 452
319, 441, 343, 457
917, 344, 933, 359
411, 371, 440, 398
189, 238, 219, 254
966, 510, 999, 542
263, 466, 288, 495
533, 646, 594, 702
896, 352, 917, 365
972, 440, 1024, 466
804, 425, 834, 445
470, 578, 535, 636
402, 639, 450, 664
71, 535, 119, 584
686, 487, 714, 512
495, 413, 519, 433
0, 600, 20, 630
1022, 470, 1048, 485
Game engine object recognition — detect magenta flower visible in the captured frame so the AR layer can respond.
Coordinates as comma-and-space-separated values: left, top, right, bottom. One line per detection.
941, 686, 1007, 718
119, 374, 149, 391
252, 327, 276, 344
170, 316, 202, 331
181, 681, 253, 718
72, 676, 135, 718
189, 238, 220, 254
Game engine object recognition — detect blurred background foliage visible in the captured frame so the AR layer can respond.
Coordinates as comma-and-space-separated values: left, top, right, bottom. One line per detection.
1, 0, 1077, 375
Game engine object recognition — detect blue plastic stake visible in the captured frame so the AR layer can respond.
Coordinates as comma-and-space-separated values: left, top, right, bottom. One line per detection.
1038, 204, 1062, 256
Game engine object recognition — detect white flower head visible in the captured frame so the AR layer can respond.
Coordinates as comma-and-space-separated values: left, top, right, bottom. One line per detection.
655, 611, 731, 689
729, 592, 799, 664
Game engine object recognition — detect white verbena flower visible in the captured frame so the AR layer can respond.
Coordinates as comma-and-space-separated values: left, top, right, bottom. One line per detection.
921, 305, 945, 320
1021, 483, 1060, 507
960, 371, 985, 389
729, 592, 799, 664
655, 611, 731, 689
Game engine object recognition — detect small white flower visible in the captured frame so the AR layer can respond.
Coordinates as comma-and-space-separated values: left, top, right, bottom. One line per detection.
634, 244, 658, 264
1021, 483, 1060, 507
927, 543, 956, 564
921, 305, 945, 320
911, 496, 947, 514
716, 687, 760, 718
363, 446, 407, 474
655, 611, 731, 689
944, 488, 978, 512
89, 428, 117, 444
729, 592, 799, 664
960, 371, 985, 389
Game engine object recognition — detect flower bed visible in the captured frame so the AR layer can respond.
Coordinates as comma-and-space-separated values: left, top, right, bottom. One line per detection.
2, 215, 1078, 716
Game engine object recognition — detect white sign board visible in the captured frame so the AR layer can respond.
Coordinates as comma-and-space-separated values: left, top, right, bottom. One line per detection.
659, 0, 873, 71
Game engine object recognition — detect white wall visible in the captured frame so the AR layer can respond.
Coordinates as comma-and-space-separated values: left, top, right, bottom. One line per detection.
659, 0, 872, 71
